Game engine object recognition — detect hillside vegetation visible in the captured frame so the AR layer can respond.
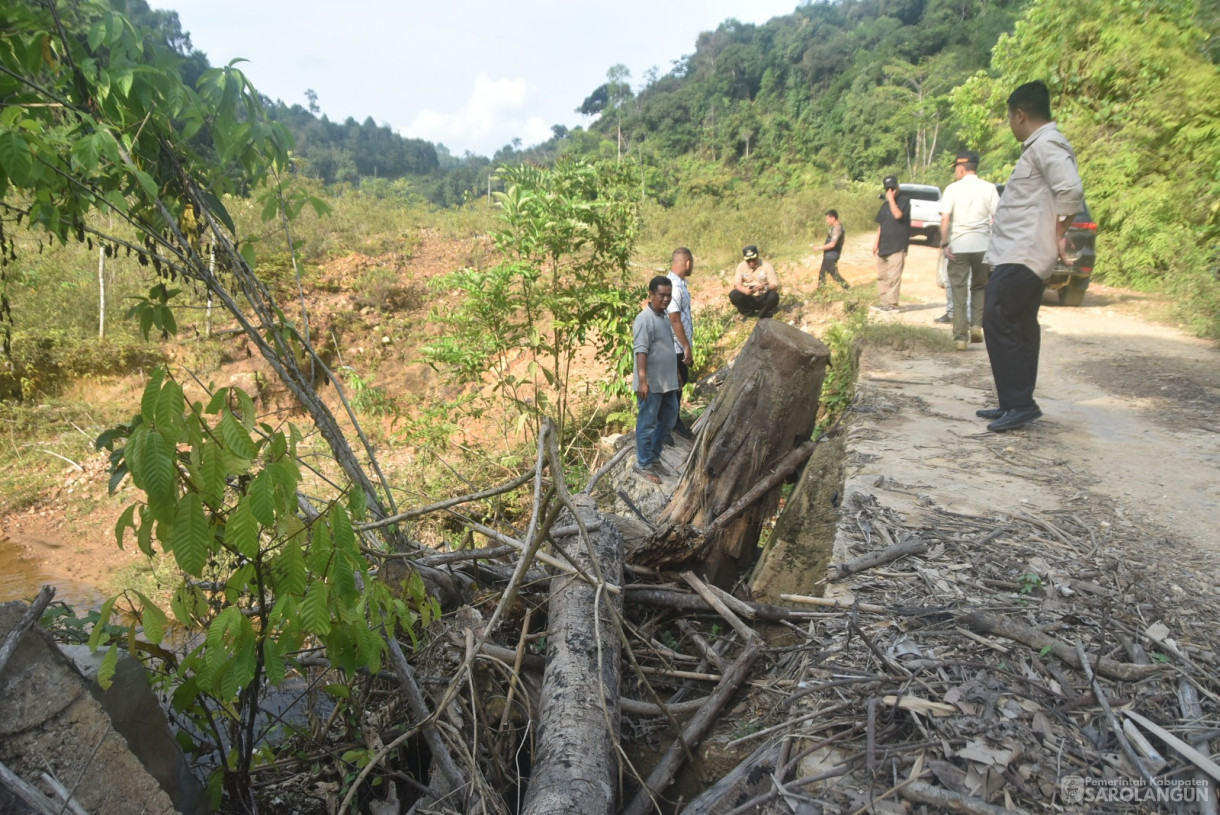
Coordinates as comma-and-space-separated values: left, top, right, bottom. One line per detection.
137, 0, 1220, 335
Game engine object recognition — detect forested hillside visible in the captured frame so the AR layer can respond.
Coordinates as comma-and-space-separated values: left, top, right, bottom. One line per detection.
576, 0, 1024, 196
569, 0, 1220, 337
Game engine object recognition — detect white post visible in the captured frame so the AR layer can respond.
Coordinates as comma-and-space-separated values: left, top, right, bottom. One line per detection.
97, 245, 105, 339
206, 242, 215, 338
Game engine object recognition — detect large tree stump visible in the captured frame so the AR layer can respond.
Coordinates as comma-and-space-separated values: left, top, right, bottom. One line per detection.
633, 320, 829, 587
521, 495, 623, 815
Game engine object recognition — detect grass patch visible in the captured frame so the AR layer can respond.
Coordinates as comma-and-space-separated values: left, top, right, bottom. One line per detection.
858, 321, 955, 354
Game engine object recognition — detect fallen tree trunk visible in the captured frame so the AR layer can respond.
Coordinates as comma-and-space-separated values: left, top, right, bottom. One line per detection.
521, 495, 624, 815
633, 320, 829, 586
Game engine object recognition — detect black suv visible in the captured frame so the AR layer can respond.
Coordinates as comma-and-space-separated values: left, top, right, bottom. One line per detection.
1047, 201, 1097, 306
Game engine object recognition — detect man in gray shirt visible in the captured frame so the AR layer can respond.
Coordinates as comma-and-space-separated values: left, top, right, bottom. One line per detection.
979, 81, 1084, 432
633, 276, 681, 482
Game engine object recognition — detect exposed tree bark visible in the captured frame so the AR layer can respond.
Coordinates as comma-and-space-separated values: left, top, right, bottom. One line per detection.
521, 495, 623, 815
633, 320, 830, 586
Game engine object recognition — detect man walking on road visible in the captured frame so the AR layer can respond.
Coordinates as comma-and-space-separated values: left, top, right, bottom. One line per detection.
979, 81, 1084, 432
667, 247, 696, 440
940, 150, 999, 351
813, 210, 850, 291
871, 175, 910, 312
633, 276, 680, 483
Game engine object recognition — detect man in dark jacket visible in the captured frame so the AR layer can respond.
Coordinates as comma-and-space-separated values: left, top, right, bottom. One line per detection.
870, 175, 910, 312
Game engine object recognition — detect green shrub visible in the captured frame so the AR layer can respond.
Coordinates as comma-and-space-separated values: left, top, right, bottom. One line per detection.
0, 331, 165, 401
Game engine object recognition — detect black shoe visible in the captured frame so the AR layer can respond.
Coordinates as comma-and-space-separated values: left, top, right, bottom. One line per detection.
664, 436, 675, 447
975, 407, 1004, 420
933, 313, 952, 324
987, 405, 1043, 432
673, 421, 693, 439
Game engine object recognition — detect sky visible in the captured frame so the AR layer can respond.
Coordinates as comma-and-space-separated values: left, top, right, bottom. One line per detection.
165, 0, 804, 157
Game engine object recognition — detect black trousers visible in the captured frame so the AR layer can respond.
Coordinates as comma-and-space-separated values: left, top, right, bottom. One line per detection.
983, 263, 1044, 410
729, 288, 780, 318
819, 255, 848, 287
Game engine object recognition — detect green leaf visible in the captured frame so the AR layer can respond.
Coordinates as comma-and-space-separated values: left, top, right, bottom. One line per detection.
114, 503, 138, 549
260, 194, 279, 222
140, 368, 166, 423
132, 168, 158, 199
225, 496, 259, 559
249, 469, 275, 527
235, 390, 257, 430
171, 584, 208, 626
97, 644, 119, 691
330, 504, 354, 553
205, 388, 229, 415
306, 517, 332, 575
158, 305, 178, 336
136, 592, 168, 645
263, 638, 286, 685
0, 133, 34, 186
88, 595, 118, 651
225, 562, 255, 604
140, 430, 178, 521
70, 134, 101, 172
301, 583, 332, 636
220, 410, 256, 459
200, 443, 224, 505
197, 187, 236, 234
136, 505, 155, 556
171, 493, 210, 576
274, 539, 306, 596
154, 378, 185, 440
114, 68, 134, 97
88, 20, 106, 51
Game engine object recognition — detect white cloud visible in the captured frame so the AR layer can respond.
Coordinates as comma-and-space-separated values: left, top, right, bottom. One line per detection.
402, 73, 553, 154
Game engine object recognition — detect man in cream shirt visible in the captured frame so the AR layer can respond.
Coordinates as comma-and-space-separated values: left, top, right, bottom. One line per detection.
939, 150, 999, 351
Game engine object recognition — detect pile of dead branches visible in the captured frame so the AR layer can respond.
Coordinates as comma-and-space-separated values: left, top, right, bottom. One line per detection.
247, 423, 1220, 814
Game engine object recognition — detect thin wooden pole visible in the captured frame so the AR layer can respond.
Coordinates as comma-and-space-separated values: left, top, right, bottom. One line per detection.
206, 242, 214, 338
97, 246, 105, 339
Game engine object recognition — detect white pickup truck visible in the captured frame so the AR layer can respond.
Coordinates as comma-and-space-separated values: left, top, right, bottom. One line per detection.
900, 183, 942, 245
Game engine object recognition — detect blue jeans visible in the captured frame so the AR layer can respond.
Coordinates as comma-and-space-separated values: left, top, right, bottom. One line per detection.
636, 389, 679, 468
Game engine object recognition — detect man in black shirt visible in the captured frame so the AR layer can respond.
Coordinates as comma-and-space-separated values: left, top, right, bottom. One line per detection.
870, 175, 911, 312
812, 209, 850, 291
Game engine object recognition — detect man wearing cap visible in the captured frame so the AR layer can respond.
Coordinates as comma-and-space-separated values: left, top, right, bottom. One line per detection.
939, 150, 999, 350
871, 175, 911, 312
729, 245, 780, 319
978, 80, 1083, 432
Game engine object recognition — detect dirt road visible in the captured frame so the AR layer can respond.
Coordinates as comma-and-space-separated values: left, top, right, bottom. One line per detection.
832, 240, 1220, 557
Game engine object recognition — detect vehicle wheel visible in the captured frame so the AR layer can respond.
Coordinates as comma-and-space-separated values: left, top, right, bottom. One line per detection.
926, 228, 940, 246
1057, 277, 1088, 306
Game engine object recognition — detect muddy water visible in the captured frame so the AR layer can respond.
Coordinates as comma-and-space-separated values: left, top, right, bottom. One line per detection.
0, 535, 106, 609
